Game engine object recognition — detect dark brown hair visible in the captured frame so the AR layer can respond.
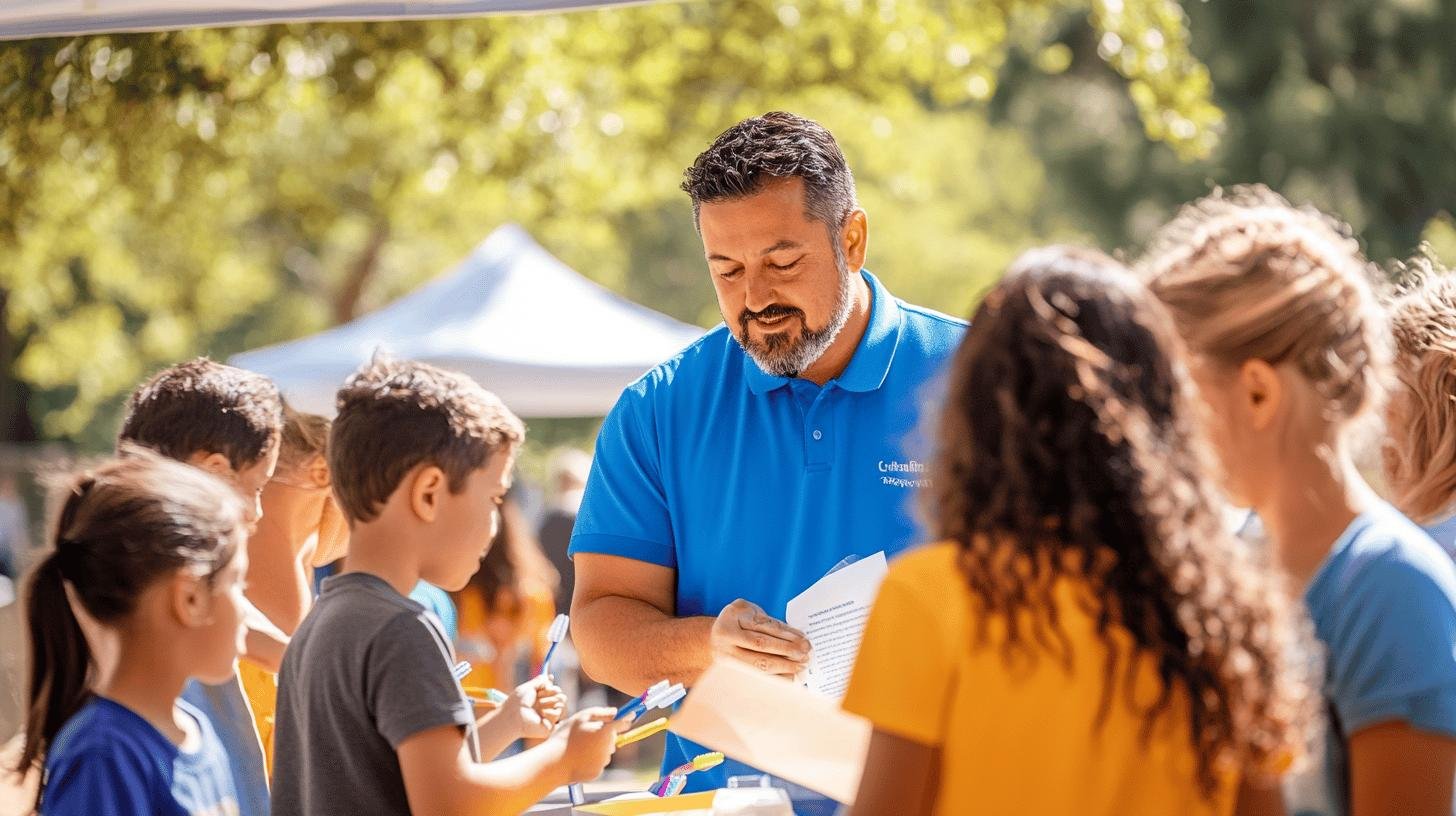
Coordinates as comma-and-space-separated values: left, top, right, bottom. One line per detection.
118, 357, 283, 470
329, 356, 525, 524
927, 246, 1310, 794
682, 111, 858, 234
16, 449, 246, 807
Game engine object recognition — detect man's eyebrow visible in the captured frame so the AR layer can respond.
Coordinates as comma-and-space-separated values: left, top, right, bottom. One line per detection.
707, 240, 802, 263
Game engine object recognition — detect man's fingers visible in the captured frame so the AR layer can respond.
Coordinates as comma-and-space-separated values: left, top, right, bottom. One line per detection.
728, 626, 811, 661
739, 614, 810, 653
731, 646, 809, 676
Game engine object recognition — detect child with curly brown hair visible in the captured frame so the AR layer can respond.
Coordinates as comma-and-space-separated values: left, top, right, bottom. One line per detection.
845, 246, 1311, 816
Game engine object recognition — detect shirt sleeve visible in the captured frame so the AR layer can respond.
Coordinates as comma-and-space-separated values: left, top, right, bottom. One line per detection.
841, 563, 956, 746
42, 744, 154, 816
1325, 551, 1456, 738
367, 611, 475, 749
569, 387, 676, 567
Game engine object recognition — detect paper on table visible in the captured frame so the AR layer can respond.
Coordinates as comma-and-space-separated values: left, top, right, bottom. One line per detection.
670, 660, 870, 805
784, 551, 888, 700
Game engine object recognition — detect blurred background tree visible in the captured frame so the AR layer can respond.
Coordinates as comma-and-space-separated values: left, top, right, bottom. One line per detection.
4, 0, 1452, 452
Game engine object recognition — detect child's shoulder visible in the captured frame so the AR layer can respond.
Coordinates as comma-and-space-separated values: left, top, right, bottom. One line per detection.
1309, 504, 1456, 630
48, 698, 165, 770
887, 541, 963, 585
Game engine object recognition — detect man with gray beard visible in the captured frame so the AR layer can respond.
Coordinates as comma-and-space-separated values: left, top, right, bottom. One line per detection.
569, 112, 967, 793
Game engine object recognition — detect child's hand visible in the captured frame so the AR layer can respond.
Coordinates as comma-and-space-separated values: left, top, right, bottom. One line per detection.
551, 708, 627, 783
509, 675, 566, 740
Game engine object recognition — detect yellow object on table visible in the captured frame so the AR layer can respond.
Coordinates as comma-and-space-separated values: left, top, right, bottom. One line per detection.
572, 791, 717, 815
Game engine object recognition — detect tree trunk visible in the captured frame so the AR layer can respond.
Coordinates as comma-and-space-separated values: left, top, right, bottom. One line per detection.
332, 222, 390, 324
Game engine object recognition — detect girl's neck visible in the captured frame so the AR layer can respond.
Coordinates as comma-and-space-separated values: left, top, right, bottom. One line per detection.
97, 632, 192, 746
1258, 435, 1379, 588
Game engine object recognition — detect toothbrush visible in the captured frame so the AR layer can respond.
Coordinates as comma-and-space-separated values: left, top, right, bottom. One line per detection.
615, 716, 670, 748
538, 614, 570, 677
618, 682, 682, 723
451, 661, 472, 681
650, 752, 724, 797
614, 680, 671, 721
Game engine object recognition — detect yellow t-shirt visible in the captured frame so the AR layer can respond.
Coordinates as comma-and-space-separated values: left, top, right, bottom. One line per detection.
237, 659, 279, 775
842, 543, 1239, 816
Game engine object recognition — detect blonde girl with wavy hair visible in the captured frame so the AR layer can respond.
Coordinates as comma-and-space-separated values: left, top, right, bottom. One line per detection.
1384, 259, 1456, 553
1141, 186, 1456, 816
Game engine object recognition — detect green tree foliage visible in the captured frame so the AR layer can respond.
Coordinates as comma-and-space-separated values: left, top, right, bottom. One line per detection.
0, 0, 1215, 445
991, 0, 1456, 263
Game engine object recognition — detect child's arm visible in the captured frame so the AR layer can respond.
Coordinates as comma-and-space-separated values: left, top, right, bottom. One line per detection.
397, 707, 622, 816
847, 728, 938, 816
240, 599, 288, 673
1348, 722, 1456, 816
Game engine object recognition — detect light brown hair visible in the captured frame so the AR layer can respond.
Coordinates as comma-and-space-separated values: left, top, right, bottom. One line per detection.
1385, 258, 1456, 523
277, 399, 331, 474
1138, 185, 1389, 421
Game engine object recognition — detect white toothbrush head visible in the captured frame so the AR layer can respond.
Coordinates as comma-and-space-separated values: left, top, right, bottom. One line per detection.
547, 613, 570, 644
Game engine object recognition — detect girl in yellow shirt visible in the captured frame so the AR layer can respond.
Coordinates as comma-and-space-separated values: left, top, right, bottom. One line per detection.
844, 246, 1313, 816
238, 403, 348, 773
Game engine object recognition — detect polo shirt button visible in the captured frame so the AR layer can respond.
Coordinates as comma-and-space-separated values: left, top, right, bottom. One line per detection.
812, 429, 823, 441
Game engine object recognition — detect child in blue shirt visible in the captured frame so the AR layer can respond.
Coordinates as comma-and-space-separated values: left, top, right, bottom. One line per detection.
1143, 186, 1456, 815
12, 451, 252, 815
1384, 263, 1456, 559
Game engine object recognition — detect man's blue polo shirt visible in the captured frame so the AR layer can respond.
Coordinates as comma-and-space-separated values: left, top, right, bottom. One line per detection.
570, 270, 965, 793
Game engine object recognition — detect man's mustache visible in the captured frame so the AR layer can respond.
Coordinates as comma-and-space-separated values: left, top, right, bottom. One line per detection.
739, 305, 804, 327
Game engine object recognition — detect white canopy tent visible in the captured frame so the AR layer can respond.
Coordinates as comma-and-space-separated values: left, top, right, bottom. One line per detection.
0, 0, 646, 40
231, 224, 705, 418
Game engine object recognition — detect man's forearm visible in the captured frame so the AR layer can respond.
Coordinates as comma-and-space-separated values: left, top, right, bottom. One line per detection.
573, 595, 715, 695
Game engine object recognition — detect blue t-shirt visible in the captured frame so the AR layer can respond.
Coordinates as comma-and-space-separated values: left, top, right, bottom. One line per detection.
1289, 502, 1456, 816
570, 270, 965, 791
179, 677, 268, 816
410, 581, 459, 643
42, 696, 238, 816
1425, 514, 1456, 560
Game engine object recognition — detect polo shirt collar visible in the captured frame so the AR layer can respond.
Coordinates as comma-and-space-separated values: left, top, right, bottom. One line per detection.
743, 269, 903, 395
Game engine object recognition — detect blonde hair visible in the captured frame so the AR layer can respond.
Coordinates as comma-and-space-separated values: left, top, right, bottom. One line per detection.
1385, 256, 1456, 523
277, 400, 330, 474
1138, 185, 1389, 421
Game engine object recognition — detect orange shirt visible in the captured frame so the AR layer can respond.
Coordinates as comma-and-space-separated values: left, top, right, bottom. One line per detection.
454, 582, 555, 691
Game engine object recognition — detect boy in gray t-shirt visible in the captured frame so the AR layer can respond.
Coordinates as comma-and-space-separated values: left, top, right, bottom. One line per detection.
272, 572, 478, 815
271, 358, 627, 816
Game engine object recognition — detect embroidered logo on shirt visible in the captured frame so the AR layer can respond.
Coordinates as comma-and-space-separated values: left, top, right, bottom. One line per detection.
877, 460, 928, 488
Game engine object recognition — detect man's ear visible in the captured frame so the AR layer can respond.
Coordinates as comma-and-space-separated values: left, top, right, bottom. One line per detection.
409, 465, 448, 523
841, 209, 869, 272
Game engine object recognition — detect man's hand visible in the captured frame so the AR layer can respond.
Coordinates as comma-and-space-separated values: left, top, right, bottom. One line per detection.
710, 599, 811, 679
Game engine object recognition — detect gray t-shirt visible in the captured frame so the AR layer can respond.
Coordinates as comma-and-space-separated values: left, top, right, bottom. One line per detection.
272, 572, 478, 816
